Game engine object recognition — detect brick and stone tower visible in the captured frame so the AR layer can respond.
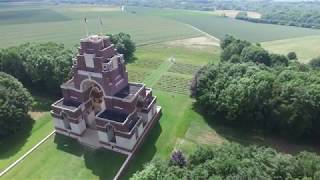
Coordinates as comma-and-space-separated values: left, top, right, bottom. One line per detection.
51, 35, 161, 154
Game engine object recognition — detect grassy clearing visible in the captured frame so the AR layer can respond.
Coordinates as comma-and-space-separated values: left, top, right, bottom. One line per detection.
123, 91, 195, 178
262, 35, 320, 63
165, 36, 220, 48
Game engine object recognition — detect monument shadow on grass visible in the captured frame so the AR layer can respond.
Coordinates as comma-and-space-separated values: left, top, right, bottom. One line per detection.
0, 116, 34, 165
54, 122, 161, 180
122, 122, 162, 179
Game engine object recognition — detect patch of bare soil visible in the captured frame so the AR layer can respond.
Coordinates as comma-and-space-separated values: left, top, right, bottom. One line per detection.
28, 112, 45, 120
67, 6, 120, 12
195, 130, 226, 145
257, 136, 320, 155
166, 36, 220, 49
247, 11, 262, 19
213, 10, 261, 19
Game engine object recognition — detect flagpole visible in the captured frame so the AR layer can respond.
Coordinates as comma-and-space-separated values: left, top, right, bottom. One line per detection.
84, 17, 88, 37
98, 17, 103, 35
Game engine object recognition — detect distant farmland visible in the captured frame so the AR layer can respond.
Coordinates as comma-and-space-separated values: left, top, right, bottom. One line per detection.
160, 12, 320, 42
262, 35, 320, 63
0, 9, 70, 25
0, 5, 201, 48
1, 5, 320, 49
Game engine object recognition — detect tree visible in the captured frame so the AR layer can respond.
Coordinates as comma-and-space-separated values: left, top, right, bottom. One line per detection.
220, 39, 250, 62
0, 46, 30, 85
287, 52, 297, 60
0, 42, 73, 94
240, 45, 271, 66
23, 42, 73, 94
270, 53, 289, 67
220, 35, 236, 49
108, 32, 136, 62
131, 143, 320, 179
194, 63, 275, 122
169, 150, 187, 167
192, 61, 320, 138
0, 72, 33, 138
309, 57, 320, 69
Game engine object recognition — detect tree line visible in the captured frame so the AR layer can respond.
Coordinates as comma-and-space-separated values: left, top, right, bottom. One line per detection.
0, 42, 73, 95
132, 143, 320, 179
236, 1, 320, 29
191, 36, 320, 139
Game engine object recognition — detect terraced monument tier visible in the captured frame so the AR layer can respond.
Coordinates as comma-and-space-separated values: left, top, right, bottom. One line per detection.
51, 35, 161, 154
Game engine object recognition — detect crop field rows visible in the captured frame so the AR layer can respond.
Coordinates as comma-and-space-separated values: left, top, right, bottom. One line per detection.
131, 59, 164, 69
128, 70, 150, 83
154, 74, 192, 95
168, 62, 202, 75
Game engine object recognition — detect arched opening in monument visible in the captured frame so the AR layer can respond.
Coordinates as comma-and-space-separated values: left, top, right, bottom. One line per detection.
89, 85, 104, 114
81, 80, 106, 129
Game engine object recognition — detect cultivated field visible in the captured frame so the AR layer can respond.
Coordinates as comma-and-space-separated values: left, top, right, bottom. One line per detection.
0, 5, 201, 48
1, 3, 320, 180
161, 12, 320, 42
262, 35, 320, 63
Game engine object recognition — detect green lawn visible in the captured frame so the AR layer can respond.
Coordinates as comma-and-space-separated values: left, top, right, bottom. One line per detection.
0, 113, 53, 172
2, 135, 127, 180
262, 35, 320, 63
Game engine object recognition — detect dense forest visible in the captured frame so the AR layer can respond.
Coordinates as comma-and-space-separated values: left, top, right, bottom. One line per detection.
235, 1, 320, 29
191, 36, 320, 139
132, 143, 320, 179
0, 42, 73, 95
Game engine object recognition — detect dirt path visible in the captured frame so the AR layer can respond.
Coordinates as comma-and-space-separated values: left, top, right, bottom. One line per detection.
166, 36, 220, 48
143, 57, 174, 87
184, 24, 220, 46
